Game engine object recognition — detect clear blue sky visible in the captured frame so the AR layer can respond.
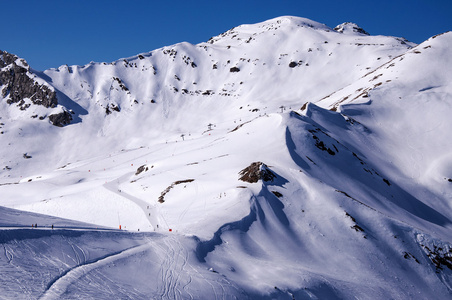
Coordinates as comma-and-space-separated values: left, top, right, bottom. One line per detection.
2, 0, 451, 71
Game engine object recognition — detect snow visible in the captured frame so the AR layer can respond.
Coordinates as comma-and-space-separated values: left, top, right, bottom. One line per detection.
1, 16, 452, 299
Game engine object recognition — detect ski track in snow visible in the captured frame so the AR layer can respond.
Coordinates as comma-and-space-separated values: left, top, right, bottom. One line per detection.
155, 236, 190, 299
103, 172, 158, 231
176, 180, 199, 226
37, 232, 231, 300
39, 242, 152, 300
154, 235, 236, 300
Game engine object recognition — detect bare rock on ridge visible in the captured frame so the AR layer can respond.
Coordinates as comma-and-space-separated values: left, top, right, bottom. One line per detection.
334, 22, 369, 35
239, 162, 276, 183
0, 50, 57, 109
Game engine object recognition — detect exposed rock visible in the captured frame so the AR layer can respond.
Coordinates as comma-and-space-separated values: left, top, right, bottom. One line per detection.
334, 22, 369, 35
48, 110, 73, 127
106, 103, 120, 115
308, 128, 336, 155
271, 191, 283, 198
135, 165, 149, 176
229, 120, 251, 133
112, 77, 129, 92
0, 51, 20, 67
351, 224, 364, 232
0, 50, 57, 109
238, 162, 276, 183
158, 179, 195, 203
403, 252, 420, 264
289, 61, 298, 68
230, 67, 240, 72
422, 243, 452, 271
345, 212, 356, 222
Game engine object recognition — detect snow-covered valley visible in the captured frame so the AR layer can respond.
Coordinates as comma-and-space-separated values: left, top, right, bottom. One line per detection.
1, 16, 452, 299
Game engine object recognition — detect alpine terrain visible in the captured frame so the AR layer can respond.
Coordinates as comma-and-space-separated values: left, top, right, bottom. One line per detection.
1, 16, 452, 299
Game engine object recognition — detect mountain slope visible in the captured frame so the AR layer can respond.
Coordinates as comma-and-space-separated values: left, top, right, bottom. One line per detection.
1, 16, 415, 178
1, 16, 452, 299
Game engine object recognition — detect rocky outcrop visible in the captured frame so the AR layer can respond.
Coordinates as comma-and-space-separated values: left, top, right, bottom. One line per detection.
48, 110, 73, 127
135, 165, 149, 175
238, 162, 276, 183
0, 50, 57, 109
333, 22, 369, 35
158, 179, 195, 203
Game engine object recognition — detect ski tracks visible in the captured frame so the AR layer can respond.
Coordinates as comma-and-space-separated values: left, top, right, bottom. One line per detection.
176, 180, 199, 226
103, 172, 157, 230
155, 236, 193, 300
39, 243, 151, 300
154, 235, 241, 300
3, 244, 13, 264
63, 236, 87, 265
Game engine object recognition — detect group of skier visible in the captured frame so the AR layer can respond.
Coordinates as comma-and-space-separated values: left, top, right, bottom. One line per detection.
31, 224, 54, 229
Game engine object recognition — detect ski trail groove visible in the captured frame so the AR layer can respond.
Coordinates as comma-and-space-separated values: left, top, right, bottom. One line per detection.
39, 243, 150, 300
103, 172, 158, 230
154, 236, 193, 300
4, 245, 13, 264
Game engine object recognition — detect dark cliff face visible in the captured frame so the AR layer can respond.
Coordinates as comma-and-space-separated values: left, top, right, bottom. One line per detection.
0, 50, 57, 110
48, 110, 73, 127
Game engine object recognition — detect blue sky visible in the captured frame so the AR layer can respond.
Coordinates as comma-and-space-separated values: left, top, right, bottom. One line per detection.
2, 0, 451, 71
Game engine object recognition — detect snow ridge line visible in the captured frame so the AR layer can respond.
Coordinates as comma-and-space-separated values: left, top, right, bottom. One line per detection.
195, 182, 294, 263
39, 243, 151, 300
195, 195, 257, 263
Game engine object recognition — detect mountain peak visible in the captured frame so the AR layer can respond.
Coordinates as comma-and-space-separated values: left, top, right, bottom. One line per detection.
261, 16, 331, 30
0, 50, 29, 70
334, 22, 369, 35
206, 16, 331, 45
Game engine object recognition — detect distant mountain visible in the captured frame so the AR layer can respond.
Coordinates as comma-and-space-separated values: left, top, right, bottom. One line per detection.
1, 16, 452, 299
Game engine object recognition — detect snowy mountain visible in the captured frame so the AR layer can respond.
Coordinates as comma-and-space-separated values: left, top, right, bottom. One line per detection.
1, 16, 452, 299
